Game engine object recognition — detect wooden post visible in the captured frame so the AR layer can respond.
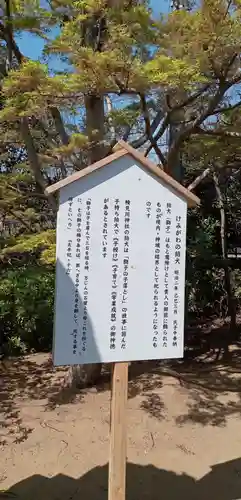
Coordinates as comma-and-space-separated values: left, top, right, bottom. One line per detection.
108, 361, 128, 500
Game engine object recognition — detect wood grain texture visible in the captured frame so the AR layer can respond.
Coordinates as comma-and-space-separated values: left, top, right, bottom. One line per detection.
108, 362, 128, 500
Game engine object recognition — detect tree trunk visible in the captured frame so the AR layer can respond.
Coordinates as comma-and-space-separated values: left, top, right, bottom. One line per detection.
84, 94, 106, 163
4, 0, 104, 388
20, 118, 57, 212
70, 96, 106, 388
213, 170, 236, 337
168, 91, 186, 182
70, 363, 102, 388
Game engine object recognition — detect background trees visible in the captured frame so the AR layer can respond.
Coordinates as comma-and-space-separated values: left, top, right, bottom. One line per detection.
1, 0, 241, 372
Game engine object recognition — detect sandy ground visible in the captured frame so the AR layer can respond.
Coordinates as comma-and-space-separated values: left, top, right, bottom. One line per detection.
2, 353, 241, 499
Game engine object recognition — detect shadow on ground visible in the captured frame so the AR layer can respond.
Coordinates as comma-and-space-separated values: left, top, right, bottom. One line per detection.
127, 351, 241, 427
0, 355, 85, 444
2, 320, 241, 443
3, 459, 241, 500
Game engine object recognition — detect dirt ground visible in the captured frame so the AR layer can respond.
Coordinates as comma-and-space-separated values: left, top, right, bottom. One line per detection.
2, 352, 241, 500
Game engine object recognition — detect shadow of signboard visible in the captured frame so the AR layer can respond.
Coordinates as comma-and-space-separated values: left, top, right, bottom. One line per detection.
4, 459, 241, 500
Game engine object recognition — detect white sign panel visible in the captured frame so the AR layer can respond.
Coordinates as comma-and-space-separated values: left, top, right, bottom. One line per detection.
53, 154, 187, 365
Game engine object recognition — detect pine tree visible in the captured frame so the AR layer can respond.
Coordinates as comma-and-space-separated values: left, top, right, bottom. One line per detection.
2, 0, 241, 377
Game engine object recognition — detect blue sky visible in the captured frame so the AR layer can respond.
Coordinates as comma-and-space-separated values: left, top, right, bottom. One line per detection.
17, 0, 170, 61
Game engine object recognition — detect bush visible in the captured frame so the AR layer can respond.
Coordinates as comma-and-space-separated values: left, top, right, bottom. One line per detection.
0, 265, 55, 354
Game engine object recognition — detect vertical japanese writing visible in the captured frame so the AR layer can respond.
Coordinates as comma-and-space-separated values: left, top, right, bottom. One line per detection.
163, 202, 172, 348
72, 262, 80, 355
146, 201, 152, 218
102, 197, 109, 258
84, 199, 91, 272
175, 216, 182, 266
153, 202, 162, 348
76, 198, 82, 259
67, 196, 73, 229
113, 198, 120, 259
81, 199, 91, 351
110, 199, 120, 351
173, 215, 182, 348
66, 238, 72, 276
121, 200, 131, 350
72, 199, 82, 354
82, 275, 88, 352
66, 196, 73, 276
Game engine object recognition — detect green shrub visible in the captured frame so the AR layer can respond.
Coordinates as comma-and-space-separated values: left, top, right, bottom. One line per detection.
0, 265, 55, 354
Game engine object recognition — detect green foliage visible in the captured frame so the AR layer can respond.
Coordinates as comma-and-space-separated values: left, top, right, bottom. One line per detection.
53, 133, 88, 156
0, 61, 69, 120
0, 266, 55, 354
140, 55, 206, 89
0, 145, 56, 354
0, 229, 56, 260
1, 0, 241, 359
184, 152, 241, 322
186, 211, 224, 317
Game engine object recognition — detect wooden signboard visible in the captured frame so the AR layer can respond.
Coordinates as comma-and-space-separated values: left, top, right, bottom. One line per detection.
47, 140, 199, 500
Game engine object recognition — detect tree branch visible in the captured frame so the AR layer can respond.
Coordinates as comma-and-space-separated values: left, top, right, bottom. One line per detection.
0, 11, 57, 209
194, 127, 241, 139
20, 118, 57, 212
50, 106, 69, 146
212, 100, 241, 116
167, 81, 231, 166
144, 85, 210, 159
213, 168, 236, 328
144, 114, 169, 157
131, 110, 164, 149
167, 84, 211, 112
5, 0, 13, 66
105, 95, 116, 142
0, 19, 23, 65
229, 71, 241, 85
114, 77, 138, 96
7, 208, 33, 232
139, 93, 166, 166
187, 167, 211, 191
223, 53, 237, 80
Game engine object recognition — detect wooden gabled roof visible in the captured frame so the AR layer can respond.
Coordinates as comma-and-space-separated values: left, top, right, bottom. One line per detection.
46, 140, 200, 207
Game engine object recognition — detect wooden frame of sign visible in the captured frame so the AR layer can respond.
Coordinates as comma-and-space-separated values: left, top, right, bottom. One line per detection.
46, 140, 199, 500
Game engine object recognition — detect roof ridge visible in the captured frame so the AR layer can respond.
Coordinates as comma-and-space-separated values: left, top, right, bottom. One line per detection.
46, 140, 200, 208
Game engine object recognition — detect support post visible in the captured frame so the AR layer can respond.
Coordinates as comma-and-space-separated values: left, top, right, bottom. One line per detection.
108, 361, 128, 500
